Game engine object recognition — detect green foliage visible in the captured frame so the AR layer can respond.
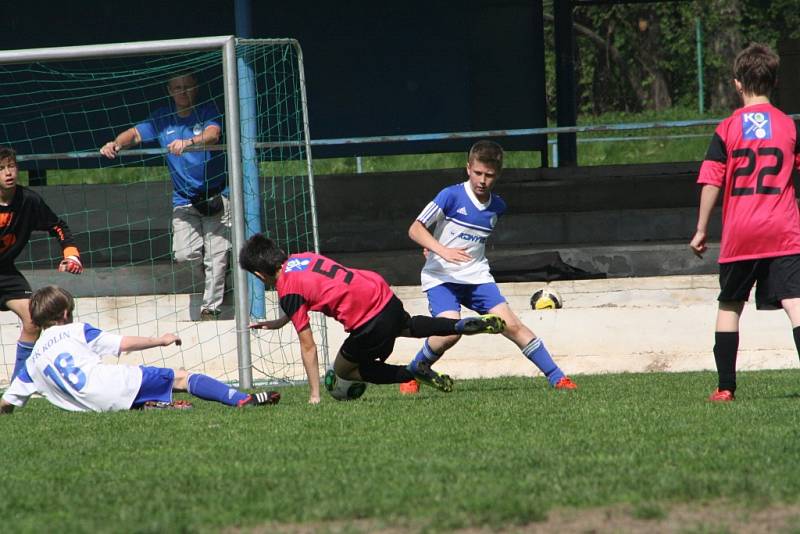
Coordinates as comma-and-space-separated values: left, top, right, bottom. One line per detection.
4, 370, 800, 532
544, 0, 800, 118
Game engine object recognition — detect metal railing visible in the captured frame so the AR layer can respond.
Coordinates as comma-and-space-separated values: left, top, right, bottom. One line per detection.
16, 115, 800, 169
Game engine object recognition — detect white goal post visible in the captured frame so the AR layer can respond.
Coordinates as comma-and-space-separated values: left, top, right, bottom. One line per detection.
0, 36, 327, 388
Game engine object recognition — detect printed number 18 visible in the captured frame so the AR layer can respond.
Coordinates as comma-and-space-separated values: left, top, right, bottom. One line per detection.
44, 352, 86, 397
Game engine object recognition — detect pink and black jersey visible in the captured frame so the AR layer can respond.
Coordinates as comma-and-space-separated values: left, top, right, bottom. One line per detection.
276, 253, 394, 333
698, 103, 800, 263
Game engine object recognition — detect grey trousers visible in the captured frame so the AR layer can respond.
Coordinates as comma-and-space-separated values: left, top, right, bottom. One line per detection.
172, 197, 231, 311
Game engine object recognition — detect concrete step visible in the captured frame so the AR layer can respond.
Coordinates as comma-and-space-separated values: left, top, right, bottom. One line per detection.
381, 274, 800, 381
4, 274, 796, 392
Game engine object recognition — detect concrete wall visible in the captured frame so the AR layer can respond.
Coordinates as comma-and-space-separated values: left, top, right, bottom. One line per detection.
313, 161, 715, 283
23, 160, 713, 293
6, 275, 799, 388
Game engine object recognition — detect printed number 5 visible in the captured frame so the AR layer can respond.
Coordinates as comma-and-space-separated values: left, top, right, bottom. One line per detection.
731, 147, 783, 196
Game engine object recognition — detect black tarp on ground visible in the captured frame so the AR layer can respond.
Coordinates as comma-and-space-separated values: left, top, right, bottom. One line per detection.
491, 251, 606, 282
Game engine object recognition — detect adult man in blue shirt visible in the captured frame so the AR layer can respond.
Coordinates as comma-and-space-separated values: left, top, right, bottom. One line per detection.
101, 72, 229, 320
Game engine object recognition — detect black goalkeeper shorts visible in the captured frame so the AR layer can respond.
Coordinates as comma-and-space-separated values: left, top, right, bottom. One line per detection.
340, 295, 411, 364
0, 267, 32, 311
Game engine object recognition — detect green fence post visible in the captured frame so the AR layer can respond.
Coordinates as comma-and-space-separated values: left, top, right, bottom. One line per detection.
696, 17, 705, 114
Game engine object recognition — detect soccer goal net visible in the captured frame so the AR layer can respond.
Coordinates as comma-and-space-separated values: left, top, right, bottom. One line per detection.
0, 36, 326, 388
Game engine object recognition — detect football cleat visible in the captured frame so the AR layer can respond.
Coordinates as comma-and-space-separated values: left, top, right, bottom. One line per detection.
238, 390, 281, 407
554, 376, 577, 390
406, 360, 454, 393
708, 388, 735, 402
199, 308, 222, 321
141, 400, 193, 410
455, 314, 506, 335
399, 379, 420, 395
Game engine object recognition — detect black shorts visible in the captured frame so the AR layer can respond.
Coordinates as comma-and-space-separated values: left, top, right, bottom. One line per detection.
340, 295, 411, 364
718, 255, 800, 310
0, 267, 32, 311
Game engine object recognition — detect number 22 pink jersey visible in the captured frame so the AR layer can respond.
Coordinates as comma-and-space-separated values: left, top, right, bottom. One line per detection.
698, 103, 800, 263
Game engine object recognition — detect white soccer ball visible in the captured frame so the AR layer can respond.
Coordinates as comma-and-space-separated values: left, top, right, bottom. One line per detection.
324, 368, 368, 401
530, 287, 563, 310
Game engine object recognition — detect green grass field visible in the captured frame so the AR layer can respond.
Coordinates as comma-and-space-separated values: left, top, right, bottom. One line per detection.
4, 369, 800, 532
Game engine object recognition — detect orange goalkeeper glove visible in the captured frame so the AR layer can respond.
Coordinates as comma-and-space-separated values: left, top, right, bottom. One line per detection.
58, 255, 83, 275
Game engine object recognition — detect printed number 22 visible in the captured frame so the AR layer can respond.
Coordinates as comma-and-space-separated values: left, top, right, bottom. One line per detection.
731, 147, 783, 196
43, 352, 87, 397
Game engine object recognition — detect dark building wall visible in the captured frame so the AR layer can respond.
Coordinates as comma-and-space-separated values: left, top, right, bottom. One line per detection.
778, 38, 800, 114
2, 0, 547, 158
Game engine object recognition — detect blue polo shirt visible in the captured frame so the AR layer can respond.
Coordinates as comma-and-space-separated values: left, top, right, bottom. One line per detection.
135, 101, 226, 207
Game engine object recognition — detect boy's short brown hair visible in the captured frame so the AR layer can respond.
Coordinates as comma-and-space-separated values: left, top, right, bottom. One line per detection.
734, 43, 779, 97
30, 285, 75, 329
468, 140, 504, 172
0, 146, 17, 163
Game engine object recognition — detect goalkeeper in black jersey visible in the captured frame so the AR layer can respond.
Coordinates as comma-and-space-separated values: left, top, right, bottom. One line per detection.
0, 146, 83, 382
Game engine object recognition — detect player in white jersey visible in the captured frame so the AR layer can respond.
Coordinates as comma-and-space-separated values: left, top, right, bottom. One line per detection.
402, 140, 577, 393
0, 286, 280, 413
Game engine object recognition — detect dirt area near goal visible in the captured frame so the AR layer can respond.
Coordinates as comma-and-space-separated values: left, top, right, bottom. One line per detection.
231, 500, 800, 533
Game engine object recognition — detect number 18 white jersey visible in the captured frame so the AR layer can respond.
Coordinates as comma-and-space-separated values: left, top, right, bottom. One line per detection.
2, 322, 139, 412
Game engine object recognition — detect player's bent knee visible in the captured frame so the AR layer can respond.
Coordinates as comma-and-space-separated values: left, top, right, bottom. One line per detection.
174, 249, 202, 263
173, 369, 189, 390
502, 319, 529, 341
333, 352, 360, 381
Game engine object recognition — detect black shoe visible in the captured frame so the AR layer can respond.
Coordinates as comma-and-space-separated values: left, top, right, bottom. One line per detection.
200, 309, 222, 321
237, 391, 281, 407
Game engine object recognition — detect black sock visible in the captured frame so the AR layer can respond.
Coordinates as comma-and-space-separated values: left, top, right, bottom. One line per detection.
793, 327, 800, 362
714, 331, 739, 393
358, 362, 414, 384
408, 315, 458, 338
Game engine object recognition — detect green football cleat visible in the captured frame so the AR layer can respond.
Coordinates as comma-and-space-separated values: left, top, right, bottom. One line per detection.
455, 314, 506, 335
406, 360, 454, 393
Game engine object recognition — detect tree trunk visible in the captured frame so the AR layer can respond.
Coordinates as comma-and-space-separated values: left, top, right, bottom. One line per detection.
634, 14, 672, 110
547, 13, 647, 110
707, 0, 743, 110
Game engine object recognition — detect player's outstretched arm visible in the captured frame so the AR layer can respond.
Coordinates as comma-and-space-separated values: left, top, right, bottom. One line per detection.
408, 220, 471, 264
297, 327, 321, 404
249, 313, 290, 330
119, 333, 181, 353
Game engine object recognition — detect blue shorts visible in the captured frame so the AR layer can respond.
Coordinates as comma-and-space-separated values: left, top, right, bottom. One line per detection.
426, 282, 507, 316
131, 366, 174, 408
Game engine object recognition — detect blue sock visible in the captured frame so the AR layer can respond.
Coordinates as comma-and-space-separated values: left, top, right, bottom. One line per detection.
187, 374, 248, 406
522, 338, 564, 386
410, 340, 442, 367
12, 340, 34, 381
